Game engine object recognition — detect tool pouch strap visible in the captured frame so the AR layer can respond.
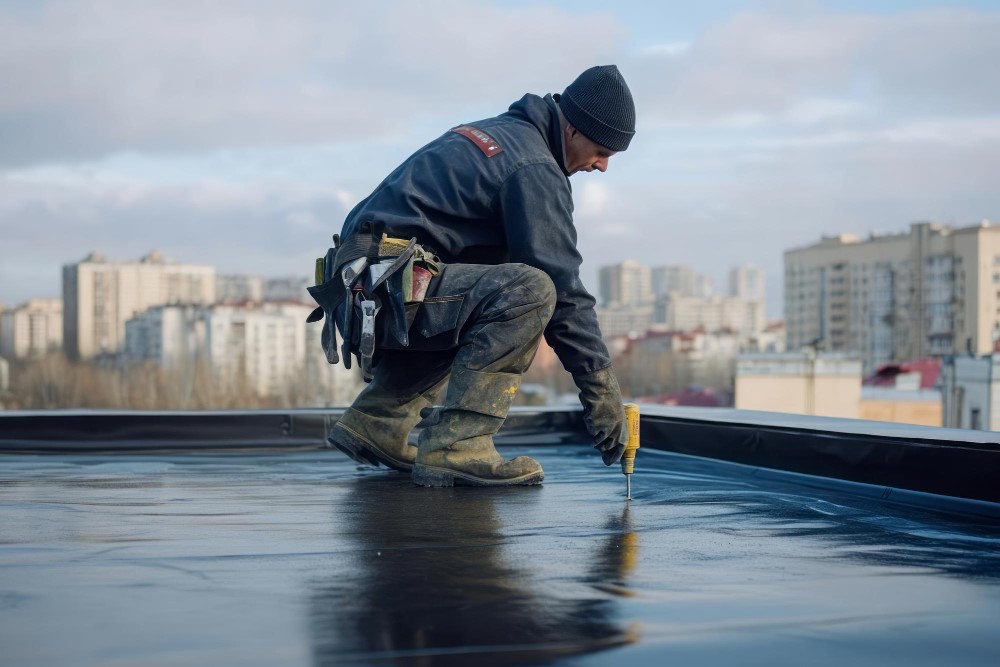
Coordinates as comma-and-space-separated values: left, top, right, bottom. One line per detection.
306, 224, 380, 366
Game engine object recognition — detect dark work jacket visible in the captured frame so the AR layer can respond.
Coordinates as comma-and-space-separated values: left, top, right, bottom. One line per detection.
339, 93, 610, 376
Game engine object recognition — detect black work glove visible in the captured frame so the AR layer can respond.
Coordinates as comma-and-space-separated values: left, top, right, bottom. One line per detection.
574, 367, 629, 466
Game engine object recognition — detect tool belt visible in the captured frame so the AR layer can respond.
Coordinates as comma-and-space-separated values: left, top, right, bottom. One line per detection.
306, 222, 440, 382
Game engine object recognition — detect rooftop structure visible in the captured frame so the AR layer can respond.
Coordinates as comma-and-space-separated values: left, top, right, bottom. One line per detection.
1, 407, 998, 665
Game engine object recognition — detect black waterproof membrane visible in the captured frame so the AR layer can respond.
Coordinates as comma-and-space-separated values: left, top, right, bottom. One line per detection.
1, 408, 999, 666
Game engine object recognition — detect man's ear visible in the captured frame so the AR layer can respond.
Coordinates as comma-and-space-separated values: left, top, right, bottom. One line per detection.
565, 122, 579, 140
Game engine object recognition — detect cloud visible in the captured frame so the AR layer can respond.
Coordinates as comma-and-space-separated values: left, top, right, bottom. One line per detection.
629, 8, 1000, 129
0, 0, 625, 168
0, 166, 359, 304
2, 1, 999, 321
637, 42, 691, 57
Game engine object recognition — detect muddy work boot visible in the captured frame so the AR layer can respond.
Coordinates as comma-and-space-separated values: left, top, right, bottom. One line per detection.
329, 353, 451, 472
412, 369, 543, 487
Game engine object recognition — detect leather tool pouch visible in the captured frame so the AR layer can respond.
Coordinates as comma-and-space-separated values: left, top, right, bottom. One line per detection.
307, 231, 441, 381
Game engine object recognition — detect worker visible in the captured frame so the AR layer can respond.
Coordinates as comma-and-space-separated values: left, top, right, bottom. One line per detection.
308, 65, 634, 487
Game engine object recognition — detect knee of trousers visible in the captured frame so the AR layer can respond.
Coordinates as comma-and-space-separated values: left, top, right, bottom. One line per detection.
508, 264, 557, 313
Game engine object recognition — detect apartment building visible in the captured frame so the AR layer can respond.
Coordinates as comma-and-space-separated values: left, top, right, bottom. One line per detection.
736, 352, 863, 419
125, 303, 361, 404
656, 294, 763, 338
785, 221, 1000, 373
730, 264, 766, 303
63, 251, 215, 359
0, 298, 63, 359
216, 274, 264, 304
599, 260, 654, 307
651, 265, 699, 298
264, 276, 312, 304
595, 304, 655, 338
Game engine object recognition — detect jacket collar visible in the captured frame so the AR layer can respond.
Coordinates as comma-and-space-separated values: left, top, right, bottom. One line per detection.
506, 93, 570, 177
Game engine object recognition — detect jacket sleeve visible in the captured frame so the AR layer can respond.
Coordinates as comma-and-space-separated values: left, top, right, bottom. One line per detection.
494, 162, 611, 376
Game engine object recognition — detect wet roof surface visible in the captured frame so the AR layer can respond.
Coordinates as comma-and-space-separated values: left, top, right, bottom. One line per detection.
2, 445, 1000, 667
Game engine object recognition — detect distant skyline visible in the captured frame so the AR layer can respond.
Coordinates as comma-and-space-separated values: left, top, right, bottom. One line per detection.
2, 0, 999, 318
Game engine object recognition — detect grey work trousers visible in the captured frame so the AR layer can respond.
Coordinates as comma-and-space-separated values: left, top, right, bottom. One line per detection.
352, 262, 557, 410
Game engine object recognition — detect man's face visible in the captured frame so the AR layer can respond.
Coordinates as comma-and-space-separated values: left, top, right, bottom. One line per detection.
563, 124, 617, 176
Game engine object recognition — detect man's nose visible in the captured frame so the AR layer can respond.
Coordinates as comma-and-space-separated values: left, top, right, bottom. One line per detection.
594, 159, 608, 173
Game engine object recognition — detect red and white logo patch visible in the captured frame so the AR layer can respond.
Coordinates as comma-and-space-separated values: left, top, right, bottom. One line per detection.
452, 125, 503, 157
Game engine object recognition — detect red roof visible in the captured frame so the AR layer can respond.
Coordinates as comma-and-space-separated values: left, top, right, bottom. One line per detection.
637, 386, 723, 407
864, 358, 940, 389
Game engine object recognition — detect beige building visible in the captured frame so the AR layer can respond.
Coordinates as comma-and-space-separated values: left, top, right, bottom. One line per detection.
736, 351, 862, 418
595, 304, 655, 337
785, 220, 1000, 374
599, 260, 653, 307
63, 251, 216, 359
859, 388, 942, 427
657, 294, 764, 339
0, 298, 63, 359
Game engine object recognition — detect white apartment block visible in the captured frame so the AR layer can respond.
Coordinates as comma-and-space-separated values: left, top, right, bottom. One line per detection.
216, 274, 264, 304
0, 298, 63, 359
599, 260, 654, 307
125, 303, 362, 404
63, 251, 215, 359
595, 304, 655, 338
656, 294, 764, 339
785, 221, 1000, 374
744, 321, 787, 354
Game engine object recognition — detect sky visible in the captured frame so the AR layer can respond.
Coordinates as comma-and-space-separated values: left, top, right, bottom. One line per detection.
1, 0, 999, 318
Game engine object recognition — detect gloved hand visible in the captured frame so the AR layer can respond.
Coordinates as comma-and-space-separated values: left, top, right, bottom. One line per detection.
573, 367, 629, 466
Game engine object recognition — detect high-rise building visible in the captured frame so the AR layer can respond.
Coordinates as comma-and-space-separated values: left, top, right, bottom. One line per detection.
598, 260, 653, 307
216, 274, 264, 304
264, 276, 312, 304
651, 265, 699, 298
697, 274, 716, 299
63, 251, 215, 359
784, 221, 1000, 373
730, 264, 765, 303
0, 298, 63, 359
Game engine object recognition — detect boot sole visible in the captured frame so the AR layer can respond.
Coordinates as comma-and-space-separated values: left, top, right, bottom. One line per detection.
411, 463, 544, 487
328, 423, 414, 472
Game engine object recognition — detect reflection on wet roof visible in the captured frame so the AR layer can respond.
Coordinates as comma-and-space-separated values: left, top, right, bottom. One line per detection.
2, 446, 999, 666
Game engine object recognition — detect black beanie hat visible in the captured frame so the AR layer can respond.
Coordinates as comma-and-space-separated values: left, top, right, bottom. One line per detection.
560, 65, 636, 152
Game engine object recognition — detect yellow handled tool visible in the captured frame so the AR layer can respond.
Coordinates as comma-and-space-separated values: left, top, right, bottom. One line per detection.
622, 403, 640, 500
